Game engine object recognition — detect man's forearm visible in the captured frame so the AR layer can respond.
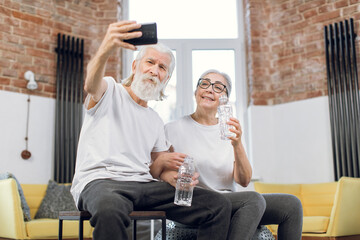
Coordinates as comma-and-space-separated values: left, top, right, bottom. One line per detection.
84, 52, 108, 101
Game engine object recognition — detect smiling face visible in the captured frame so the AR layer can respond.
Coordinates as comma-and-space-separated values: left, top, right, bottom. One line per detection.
195, 72, 228, 112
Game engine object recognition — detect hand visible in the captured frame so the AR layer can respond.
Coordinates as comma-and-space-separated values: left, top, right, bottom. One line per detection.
227, 117, 243, 147
162, 171, 200, 188
97, 21, 142, 58
155, 152, 186, 171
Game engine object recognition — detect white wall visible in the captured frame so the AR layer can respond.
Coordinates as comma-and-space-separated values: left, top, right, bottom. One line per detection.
0, 90, 55, 184
0, 89, 335, 185
248, 96, 335, 184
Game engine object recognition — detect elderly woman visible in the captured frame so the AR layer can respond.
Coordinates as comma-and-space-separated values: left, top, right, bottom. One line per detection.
154, 69, 303, 240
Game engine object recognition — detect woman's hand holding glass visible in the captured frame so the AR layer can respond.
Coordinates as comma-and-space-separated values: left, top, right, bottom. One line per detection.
227, 117, 243, 147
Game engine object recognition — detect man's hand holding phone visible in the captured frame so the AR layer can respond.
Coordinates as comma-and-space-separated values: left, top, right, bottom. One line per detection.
124, 22, 158, 46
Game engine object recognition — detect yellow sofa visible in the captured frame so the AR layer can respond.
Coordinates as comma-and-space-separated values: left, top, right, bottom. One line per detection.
0, 178, 93, 239
254, 177, 360, 240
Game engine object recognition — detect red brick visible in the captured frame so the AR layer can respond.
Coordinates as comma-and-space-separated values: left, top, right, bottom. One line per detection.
0, 77, 10, 85
12, 79, 27, 88
4, 16, 20, 27
53, 22, 72, 33
0, 59, 11, 68
4, 0, 20, 10
20, 38, 36, 48
2, 32, 19, 44
0, 23, 11, 33
334, 0, 349, 9
0, 0, 123, 99
318, 4, 334, 13
2, 51, 16, 60
36, 42, 50, 50
299, 0, 326, 12
36, 8, 51, 18
17, 55, 33, 64
12, 11, 43, 24
44, 84, 56, 93
0, 42, 24, 54
0, 5, 11, 17
312, 10, 341, 24
303, 9, 318, 19
2, 68, 18, 78
26, 48, 53, 59
343, 5, 360, 16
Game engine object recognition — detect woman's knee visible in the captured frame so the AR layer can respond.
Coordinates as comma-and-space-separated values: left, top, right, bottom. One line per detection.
287, 194, 303, 218
264, 193, 303, 220
225, 191, 266, 216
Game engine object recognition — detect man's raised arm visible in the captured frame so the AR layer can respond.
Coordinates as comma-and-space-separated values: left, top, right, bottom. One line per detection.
84, 21, 142, 106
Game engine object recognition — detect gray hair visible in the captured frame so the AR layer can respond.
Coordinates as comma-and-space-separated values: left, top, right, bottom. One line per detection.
198, 69, 232, 97
122, 43, 175, 101
137, 43, 175, 77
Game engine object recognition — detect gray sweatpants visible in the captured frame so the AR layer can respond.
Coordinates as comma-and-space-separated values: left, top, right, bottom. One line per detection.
78, 179, 232, 240
222, 192, 303, 240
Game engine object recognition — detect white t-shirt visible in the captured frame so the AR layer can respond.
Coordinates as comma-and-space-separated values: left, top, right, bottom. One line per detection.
165, 115, 240, 193
71, 77, 170, 206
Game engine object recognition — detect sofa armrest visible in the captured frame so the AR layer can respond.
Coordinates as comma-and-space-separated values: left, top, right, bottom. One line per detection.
0, 179, 27, 239
326, 177, 360, 236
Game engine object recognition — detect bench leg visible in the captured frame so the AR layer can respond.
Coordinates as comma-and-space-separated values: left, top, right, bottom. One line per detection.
161, 218, 166, 240
58, 219, 63, 240
79, 218, 84, 240
132, 220, 137, 240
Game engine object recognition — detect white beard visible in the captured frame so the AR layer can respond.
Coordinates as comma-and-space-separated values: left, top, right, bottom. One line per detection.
131, 71, 165, 101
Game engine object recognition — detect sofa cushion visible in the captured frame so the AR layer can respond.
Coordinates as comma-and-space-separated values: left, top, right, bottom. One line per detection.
301, 183, 337, 217
34, 180, 77, 219
267, 216, 329, 234
303, 216, 330, 233
0, 172, 31, 221
25, 219, 92, 238
253, 182, 301, 200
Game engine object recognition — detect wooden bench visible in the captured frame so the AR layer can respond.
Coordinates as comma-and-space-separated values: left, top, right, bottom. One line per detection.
58, 210, 166, 240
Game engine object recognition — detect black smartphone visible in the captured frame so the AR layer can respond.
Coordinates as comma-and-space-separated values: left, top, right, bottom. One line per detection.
124, 23, 158, 45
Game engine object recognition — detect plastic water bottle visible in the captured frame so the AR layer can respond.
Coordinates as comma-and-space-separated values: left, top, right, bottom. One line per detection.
218, 95, 235, 140
174, 156, 195, 207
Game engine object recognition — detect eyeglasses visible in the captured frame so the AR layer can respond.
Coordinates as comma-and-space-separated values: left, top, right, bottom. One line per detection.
197, 78, 228, 95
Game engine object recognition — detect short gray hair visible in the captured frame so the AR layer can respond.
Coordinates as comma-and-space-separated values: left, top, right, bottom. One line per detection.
122, 43, 175, 101
199, 69, 232, 97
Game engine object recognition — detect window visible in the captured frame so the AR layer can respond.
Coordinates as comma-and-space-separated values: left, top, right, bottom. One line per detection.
127, 0, 238, 39
122, 0, 247, 127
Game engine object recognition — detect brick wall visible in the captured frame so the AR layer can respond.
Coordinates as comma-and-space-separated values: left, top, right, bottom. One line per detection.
245, 0, 360, 105
0, 0, 121, 98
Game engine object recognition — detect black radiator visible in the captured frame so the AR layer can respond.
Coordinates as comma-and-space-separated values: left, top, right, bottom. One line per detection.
54, 34, 84, 183
324, 18, 360, 180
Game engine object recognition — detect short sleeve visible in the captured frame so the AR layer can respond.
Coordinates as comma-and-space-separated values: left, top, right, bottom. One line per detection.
85, 77, 115, 116
152, 119, 171, 152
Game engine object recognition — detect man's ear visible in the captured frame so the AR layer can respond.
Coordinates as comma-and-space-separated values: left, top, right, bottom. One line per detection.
131, 60, 137, 74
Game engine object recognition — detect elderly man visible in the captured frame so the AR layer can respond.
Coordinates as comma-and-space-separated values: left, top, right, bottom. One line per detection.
70, 21, 231, 240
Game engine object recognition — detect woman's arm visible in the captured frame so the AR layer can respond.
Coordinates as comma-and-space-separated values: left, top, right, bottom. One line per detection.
228, 117, 252, 187
149, 151, 186, 179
